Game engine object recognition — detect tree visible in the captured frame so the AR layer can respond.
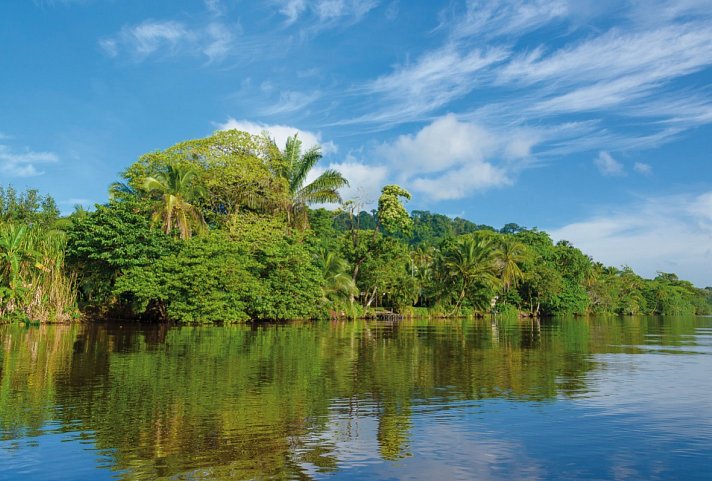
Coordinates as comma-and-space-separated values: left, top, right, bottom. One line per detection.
439, 235, 499, 312
65, 199, 178, 312
377, 185, 412, 235
0, 185, 59, 228
317, 248, 358, 304
142, 164, 207, 239
495, 236, 529, 299
271, 134, 348, 229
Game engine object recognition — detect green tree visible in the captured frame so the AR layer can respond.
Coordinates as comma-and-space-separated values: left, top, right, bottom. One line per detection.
439, 235, 500, 312
495, 236, 529, 299
377, 185, 412, 235
316, 248, 358, 305
142, 164, 207, 239
65, 199, 177, 312
0, 185, 59, 228
271, 134, 348, 229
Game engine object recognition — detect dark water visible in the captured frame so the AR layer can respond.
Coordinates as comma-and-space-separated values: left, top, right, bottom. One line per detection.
1, 317, 711, 481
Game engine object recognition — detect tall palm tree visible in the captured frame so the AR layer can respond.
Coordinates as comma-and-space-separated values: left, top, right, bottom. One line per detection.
142, 164, 207, 239
495, 237, 528, 295
271, 134, 348, 229
441, 236, 499, 312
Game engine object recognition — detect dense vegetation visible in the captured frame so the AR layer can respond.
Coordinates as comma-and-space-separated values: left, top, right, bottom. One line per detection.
1, 130, 710, 323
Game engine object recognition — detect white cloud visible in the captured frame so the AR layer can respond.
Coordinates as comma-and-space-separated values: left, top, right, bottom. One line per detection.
377, 114, 530, 200
689, 192, 712, 223
276, 0, 307, 23
0, 144, 58, 177
274, 0, 378, 24
203, 23, 234, 63
307, 157, 388, 206
633, 161, 652, 175
61, 198, 93, 207
215, 118, 338, 155
410, 162, 511, 201
549, 192, 712, 287
448, 0, 569, 40
499, 23, 712, 88
204, 0, 224, 16
261, 90, 321, 115
314, 0, 378, 21
350, 45, 508, 125
347, 2, 712, 158
100, 19, 235, 62
498, 22, 712, 117
594, 151, 625, 176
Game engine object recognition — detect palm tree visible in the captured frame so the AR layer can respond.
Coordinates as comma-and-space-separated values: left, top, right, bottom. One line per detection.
108, 181, 139, 201
441, 236, 499, 312
318, 248, 358, 302
495, 237, 528, 296
142, 164, 207, 239
271, 134, 348, 229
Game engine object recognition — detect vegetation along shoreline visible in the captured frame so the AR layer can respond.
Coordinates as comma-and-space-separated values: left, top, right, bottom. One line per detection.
1, 130, 710, 324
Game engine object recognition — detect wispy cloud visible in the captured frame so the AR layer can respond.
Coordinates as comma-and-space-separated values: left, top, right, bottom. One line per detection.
273, 0, 378, 26
0, 144, 58, 177
204, 0, 225, 16
100, 19, 235, 63
100, 20, 190, 59
341, 0, 712, 196
549, 191, 712, 286
261, 90, 322, 115
633, 161, 652, 175
500, 23, 712, 116
345, 44, 508, 126
446, 0, 569, 40
594, 151, 625, 176
277, 0, 307, 24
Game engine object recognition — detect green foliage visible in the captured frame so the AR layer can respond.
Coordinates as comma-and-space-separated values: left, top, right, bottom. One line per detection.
0, 185, 59, 228
115, 215, 324, 323
437, 234, 501, 312
115, 231, 260, 322
142, 163, 207, 239
7, 130, 710, 323
409, 210, 494, 245
124, 130, 288, 220
65, 199, 178, 312
0, 223, 76, 322
271, 134, 348, 229
317, 248, 358, 304
377, 185, 413, 236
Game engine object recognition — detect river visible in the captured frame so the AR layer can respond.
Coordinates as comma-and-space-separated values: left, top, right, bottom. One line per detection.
1, 316, 711, 480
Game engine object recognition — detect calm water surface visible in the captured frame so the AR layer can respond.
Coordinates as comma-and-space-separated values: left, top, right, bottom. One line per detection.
1, 316, 711, 480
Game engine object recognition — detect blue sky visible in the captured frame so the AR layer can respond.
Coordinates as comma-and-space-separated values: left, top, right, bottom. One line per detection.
0, 0, 711, 285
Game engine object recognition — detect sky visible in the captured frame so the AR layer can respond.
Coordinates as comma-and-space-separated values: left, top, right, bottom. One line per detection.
0, 0, 710, 285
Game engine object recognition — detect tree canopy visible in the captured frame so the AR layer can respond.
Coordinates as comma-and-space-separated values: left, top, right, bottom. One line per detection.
1, 129, 710, 323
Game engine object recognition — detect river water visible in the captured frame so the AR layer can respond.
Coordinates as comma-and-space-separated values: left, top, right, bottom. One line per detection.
1, 316, 711, 480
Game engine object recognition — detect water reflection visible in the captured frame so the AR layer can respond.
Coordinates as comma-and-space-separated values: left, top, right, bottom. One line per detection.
1, 317, 711, 480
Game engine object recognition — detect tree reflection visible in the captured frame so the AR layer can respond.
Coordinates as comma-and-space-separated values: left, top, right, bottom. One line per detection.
0, 316, 704, 479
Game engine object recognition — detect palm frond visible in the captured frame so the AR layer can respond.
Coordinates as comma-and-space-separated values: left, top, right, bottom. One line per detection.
296, 169, 349, 205
290, 146, 323, 193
